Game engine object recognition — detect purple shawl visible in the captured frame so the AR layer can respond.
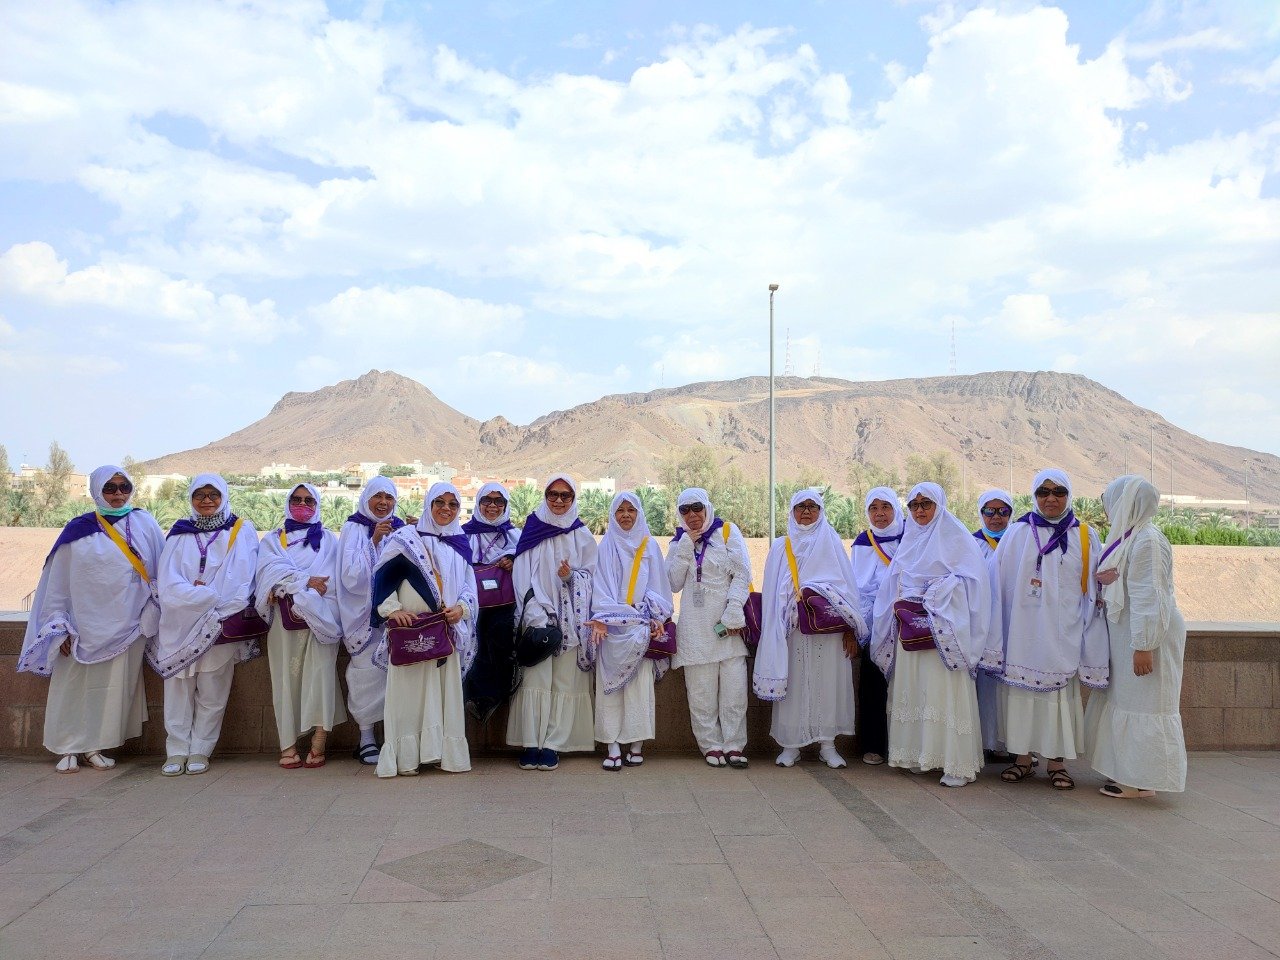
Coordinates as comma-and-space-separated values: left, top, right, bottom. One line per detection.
1015, 510, 1078, 555
852, 528, 902, 549
420, 531, 474, 564
672, 516, 725, 544
461, 516, 515, 535
513, 512, 586, 557
283, 518, 324, 551
346, 512, 407, 536
45, 511, 127, 563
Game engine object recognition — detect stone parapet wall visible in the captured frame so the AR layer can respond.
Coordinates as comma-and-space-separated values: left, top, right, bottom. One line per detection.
1, 618, 1277, 756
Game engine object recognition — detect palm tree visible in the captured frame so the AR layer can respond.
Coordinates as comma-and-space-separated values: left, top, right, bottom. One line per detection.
635, 485, 672, 536
577, 489, 611, 533
508, 485, 541, 525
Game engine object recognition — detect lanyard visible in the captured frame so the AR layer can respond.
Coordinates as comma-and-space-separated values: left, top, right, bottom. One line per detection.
97, 514, 149, 583
1098, 528, 1133, 566
692, 532, 710, 584
194, 529, 221, 577
869, 532, 892, 566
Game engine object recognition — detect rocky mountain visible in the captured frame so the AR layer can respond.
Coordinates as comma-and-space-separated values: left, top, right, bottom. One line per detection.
142, 369, 1279, 504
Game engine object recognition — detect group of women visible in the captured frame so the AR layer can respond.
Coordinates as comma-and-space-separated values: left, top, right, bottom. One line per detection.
19, 463, 1187, 799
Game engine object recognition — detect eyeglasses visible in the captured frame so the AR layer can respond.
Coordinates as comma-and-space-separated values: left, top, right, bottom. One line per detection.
432, 498, 460, 510
1034, 487, 1069, 499
545, 491, 575, 503
192, 491, 222, 503
981, 506, 1012, 518
478, 496, 507, 507
678, 503, 705, 515
907, 500, 935, 512
793, 501, 820, 512
289, 496, 317, 506
101, 482, 133, 495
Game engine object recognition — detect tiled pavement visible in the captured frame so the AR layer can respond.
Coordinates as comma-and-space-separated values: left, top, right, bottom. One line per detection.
2, 751, 1280, 960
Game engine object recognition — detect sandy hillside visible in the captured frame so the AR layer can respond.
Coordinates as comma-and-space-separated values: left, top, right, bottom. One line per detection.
3, 529, 1277, 622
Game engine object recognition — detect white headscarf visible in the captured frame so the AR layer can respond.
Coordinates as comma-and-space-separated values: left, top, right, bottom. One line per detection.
470, 481, 512, 527
417, 482, 465, 538
511, 472, 598, 644
1031, 468, 1073, 518
870, 482, 992, 677
592, 491, 674, 692
977, 488, 1014, 531
864, 486, 904, 539
467, 481, 519, 565
752, 488, 865, 701
1100, 474, 1165, 626
337, 477, 400, 656
90, 464, 134, 514
675, 487, 715, 537
252, 483, 341, 643
357, 476, 399, 522
533, 473, 581, 528
187, 472, 231, 530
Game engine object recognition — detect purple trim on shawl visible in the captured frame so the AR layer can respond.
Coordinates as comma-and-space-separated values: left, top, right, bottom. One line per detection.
853, 529, 902, 548
513, 512, 585, 556
284, 518, 324, 551
45, 511, 126, 562
168, 514, 238, 539
346, 512, 406, 536
671, 516, 724, 544
420, 531, 474, 564
1014, 510, 1078, 555
461, 516, 515, 535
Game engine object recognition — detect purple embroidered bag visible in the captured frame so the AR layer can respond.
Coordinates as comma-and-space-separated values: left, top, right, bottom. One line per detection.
741, 591, 763, 649
216, 600, 269, 644
474, 562, 516, 609
387, 611, 455, 667
276, 594, 309, 632
645, 618, 678, 660
797, 587, 849, 635
893, 599, 937, 652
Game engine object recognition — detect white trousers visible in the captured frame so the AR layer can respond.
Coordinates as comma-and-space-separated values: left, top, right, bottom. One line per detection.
683, 656, 748, 754
595, 659, 656, 745
506, 651, 594, 752
163, 658, 235, 757
345, 642, 387, 729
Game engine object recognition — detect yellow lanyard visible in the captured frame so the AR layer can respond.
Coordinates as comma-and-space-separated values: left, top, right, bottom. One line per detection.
1079, 522, 1090, 596
981, 531, 998, 551
96, 514, 149, 583
869, 533, 892, 566
783, 537, 801, 594
626, 537, 649, 605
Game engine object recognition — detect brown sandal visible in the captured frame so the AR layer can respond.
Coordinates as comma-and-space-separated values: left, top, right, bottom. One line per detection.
1047, 768, 1075, 790
1000, 761, 1034, 783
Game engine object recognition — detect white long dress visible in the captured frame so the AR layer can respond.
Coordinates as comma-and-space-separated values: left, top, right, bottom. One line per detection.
1085, 526, 1187, 792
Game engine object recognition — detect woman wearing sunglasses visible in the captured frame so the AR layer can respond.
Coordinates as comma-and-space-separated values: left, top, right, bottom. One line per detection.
255, 483, 346, 769
982, 470, 1109, 791
666, 487, 753, 768
972, 488, 1015, 762
19, 466, 164, 773
754, 489, 865, 769
506, 474, 598, 771
336, 476, 407, 764
849, 487, 903, 766
151, 474, 262, 776
871, 483, 991, 786
371, 482, 478, 776
460, 482, 521, 724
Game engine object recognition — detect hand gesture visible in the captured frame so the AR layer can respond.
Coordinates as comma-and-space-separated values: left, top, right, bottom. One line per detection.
650, 619, 665, 641
1096, 568, 1119, 586
1133, 650, 1154, 676
587, 620, 607, 646
443, 603, 464, 626
372, 519, 394, 546
558, 559, 572, 580
307, 575, 329, 596
497, 555, 514, 572
388, 610, 417, 627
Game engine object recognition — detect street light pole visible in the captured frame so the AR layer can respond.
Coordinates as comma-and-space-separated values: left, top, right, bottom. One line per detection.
768, 283, 779, 539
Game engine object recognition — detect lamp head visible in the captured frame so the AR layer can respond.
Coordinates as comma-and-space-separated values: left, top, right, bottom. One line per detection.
768, 283, 779, 291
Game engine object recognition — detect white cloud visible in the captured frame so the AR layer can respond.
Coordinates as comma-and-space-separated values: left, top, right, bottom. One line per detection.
1225, 56, 1280, 92
309, 284, 523, 338
1124, 27, 1246, 59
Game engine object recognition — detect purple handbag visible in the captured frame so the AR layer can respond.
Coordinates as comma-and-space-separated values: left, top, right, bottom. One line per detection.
474, 562, 516, 609
216, 600, 270, 645
387, 611, 455, 667
276, 594, 309, 632
645, 618, 678, 660
797, 587, 849, 635
742, 592, 763, 649
893, 599, 937, 652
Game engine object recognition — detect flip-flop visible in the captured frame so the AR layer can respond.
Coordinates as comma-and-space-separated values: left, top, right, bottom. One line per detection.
83, 751, 115, 771
55, 754, 79, 774
279, 751, 304, 770
303, 751, 326, 769
354, 743, 380, 765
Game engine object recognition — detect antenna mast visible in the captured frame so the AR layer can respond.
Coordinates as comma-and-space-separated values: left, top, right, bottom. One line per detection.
949, 320, 957, 375
783, 327, 793, 377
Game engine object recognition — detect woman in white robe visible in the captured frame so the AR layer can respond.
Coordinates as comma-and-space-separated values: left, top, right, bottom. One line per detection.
505, 474, 598, 771
871, 483, 989, 787
982, 469, 1109, 791
849, 486, 903, 766
336, 476, 407, 764
1085, 475, 1187, 798
588, 492, 673, 769
372, 482, 478, 777
150, 474, 261, 776
19, 465, 163, 773
255, 482, 346, 769
666, 487, 752, 768
972, 488, 1014, 761
461, 481, 521, 723
754, 488, 866, 769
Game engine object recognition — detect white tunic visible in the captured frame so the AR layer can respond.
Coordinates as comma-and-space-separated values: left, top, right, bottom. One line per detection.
667, 522, 751, 667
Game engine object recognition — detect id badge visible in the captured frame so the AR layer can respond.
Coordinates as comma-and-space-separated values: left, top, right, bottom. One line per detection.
1027, 577, 1043, 600
690, 584, 705, 608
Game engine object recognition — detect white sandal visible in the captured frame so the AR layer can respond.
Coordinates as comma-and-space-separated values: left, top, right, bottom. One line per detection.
83, 751, 115, 771
55, 754, 79, 774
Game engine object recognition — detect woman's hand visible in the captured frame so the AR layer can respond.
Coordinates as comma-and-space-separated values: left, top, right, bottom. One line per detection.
372, 519, 394, 546
388, 610, 418, 627
1096, 568, 1119, 586
443, 604, 464, 626
587, 620, 607, 646
497, 555, 514, 572
59, 637, 72, 657
307, 575, 329, 596
193, 579, 206, 587
558, 559, 572, 580
650, 619, 665, 641
1133, 650, 1154, 676
842, 631, 859, 659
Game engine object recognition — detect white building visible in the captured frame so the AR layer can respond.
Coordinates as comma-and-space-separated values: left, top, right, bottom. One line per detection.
580, 477, 617, 497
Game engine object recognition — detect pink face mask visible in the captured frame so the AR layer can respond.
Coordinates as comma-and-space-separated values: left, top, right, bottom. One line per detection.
289, 503, 316, 522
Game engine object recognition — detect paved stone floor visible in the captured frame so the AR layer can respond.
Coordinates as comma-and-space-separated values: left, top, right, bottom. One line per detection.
2, 751, 1279, 960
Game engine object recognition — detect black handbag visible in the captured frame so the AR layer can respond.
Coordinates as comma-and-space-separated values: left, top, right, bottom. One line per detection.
514, 588, 563, 668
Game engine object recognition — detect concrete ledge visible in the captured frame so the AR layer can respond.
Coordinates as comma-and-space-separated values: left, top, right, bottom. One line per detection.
3, 617, 1279, 757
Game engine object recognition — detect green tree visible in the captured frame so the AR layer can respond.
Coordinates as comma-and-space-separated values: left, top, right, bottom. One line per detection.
156, 477, 188, 501
577, 488, 611, 534
508, 485, 541, 525
120, 454, 144, 479
379, 464, 417, 477
34, 441, 74, 514
635, 485, 672, 535
399, 493, 424, 524
844, 459, 901, 528
0, 443, 10, 482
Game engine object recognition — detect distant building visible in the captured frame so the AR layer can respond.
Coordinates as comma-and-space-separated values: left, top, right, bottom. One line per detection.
15, 465, 89, 498
260, 462, 309, 479
137, 473, 188, 497
581, 477, 617, 497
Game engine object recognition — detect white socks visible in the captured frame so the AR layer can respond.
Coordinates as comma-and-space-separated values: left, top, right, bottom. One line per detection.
359, 726, 377, 749
776, 747, 801, 767
818, 741, 847, 769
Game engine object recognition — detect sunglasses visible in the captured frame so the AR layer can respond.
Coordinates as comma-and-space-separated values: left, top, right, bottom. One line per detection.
101, 482, 133, 495
192, 491, 222, 503
478, 496, 507, 507
1035, 487, 1070, 499
678, 503, 705, 515
289, 496, 317, 507
545, 491, 575, 503
907, 500, 935, 512
981, 506, 1012, 518
432, 498, 460, 510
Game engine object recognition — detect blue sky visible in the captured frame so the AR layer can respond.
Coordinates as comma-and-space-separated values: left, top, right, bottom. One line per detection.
1, 0, 1278, 473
